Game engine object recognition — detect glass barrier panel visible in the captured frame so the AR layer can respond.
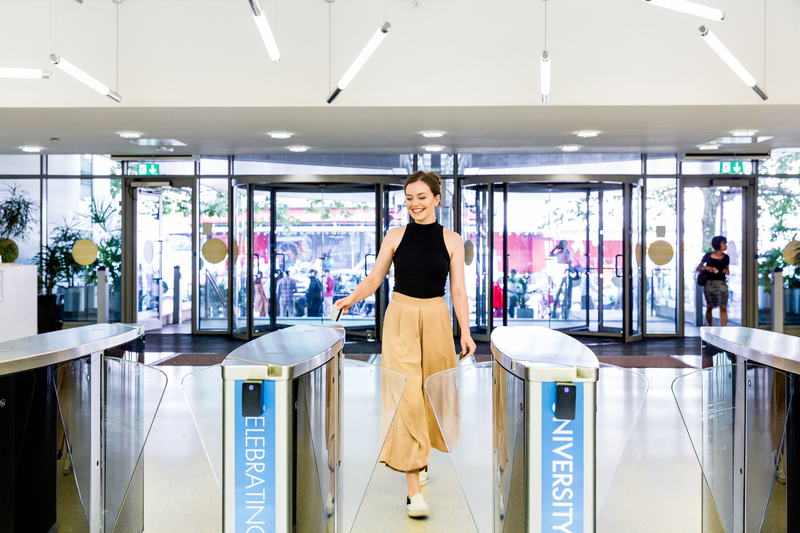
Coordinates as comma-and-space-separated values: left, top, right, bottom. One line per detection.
103, 357, 168, 532
596, 364, 649, 518
181, 365, 224, 492
339, 358, 406, 533
494, 361, 525, 533
0, 369, 38, 527
426, 361, 493, 533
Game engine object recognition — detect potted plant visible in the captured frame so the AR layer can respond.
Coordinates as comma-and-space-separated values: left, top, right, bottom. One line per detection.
32, 244, 66, 333
0, 183, 38, 263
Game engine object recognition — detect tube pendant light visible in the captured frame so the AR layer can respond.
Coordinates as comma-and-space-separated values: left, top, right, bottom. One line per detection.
247, 0, 280, 62
0, 67, 51, 79
49, 55, 121, 102
698, 26, 768, 100
540, 51, 551, 104
327, 22, 391, 104
642, 0, 724, 21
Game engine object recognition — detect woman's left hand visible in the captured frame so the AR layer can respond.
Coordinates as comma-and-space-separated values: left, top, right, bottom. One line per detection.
460, 334, 477, 358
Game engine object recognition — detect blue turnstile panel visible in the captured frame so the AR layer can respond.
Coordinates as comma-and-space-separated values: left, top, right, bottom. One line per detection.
541, 382, 585, 533
234, 380, 276, 532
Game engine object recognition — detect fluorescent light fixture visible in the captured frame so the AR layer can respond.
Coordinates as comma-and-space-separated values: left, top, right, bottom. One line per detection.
540, 51, 551, 104
118, 131, 142, 139
561, 144, 581, 152
423, 145, 445, 152
643, 0, 724, 21
247, 0, 280, 62
698, 26, 768, 100
0, 67, 51, 79
268, 131, 293, 139
576, 130, 600, 138
712, 135, 773, 145
698, 143, 720, 150
20, 146, 43, 153
49, 54, 121, 102
129, 138, 187, 147
421, 131, 445, 138
327, 22, 391, 104
731, 129, 756, 137
288, 145, 308, 152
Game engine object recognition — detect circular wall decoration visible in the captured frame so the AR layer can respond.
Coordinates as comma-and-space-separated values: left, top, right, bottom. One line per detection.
143, 240, 154, 264
0, 239, 19, 263
72, 239, 98, 266
783, 240, 800, 266
464, 239, 475, 266
648, 240, 675, 266
231, 241, 238, 262
202, 238, 228, 264
635, 243, 643, 267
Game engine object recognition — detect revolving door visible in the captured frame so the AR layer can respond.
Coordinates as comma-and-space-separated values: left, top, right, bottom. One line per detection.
460, 176, 643, 342
231, 176, 406, 340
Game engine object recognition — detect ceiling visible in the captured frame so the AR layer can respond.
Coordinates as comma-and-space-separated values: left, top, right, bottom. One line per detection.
0, 0, 798, 156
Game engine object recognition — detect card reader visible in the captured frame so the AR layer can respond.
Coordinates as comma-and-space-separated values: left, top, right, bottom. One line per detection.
242, 381, 264, 417
555, 382, 576, 420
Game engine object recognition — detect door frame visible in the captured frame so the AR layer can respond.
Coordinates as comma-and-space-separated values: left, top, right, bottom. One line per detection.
121, 176, 198, 332
230, 175, 405, 340
677, 175, 756, 335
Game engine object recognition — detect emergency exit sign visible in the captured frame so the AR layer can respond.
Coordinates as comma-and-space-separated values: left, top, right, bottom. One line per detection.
131, 163, 159, 176
719, 161, 745, 174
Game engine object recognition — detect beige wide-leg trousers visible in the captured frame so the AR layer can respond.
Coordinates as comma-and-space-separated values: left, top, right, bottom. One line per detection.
379, 293, 457, 473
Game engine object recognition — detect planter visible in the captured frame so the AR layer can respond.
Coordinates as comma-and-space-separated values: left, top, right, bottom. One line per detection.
63, 287, 85, 313
38, 294, 64, 333
786, 288, 800, 315
516, 308, 534, 319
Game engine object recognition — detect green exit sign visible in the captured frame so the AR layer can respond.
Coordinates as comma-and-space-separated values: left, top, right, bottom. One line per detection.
130, 163, 159, 176
719, 161, 745, 174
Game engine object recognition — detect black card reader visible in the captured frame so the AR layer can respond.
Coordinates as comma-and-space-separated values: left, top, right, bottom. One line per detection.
242, 381, 264, 417
555, 382, 576, 420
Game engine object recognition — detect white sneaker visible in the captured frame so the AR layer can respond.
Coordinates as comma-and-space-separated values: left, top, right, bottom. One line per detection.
419, 467, 428, 487
407, 494, 430, 518
326, 493, 335, 516
777, 456, 786, 485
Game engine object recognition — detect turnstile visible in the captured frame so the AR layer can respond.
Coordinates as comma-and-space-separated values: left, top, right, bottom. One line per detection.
426, 326, 647, 533
183, 324, 406, 533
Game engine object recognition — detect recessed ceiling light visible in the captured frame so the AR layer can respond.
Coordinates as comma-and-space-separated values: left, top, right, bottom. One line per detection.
423, 145, 445, 152
269, 131, 293, 139
20, 146, 42, 153
288, 145, 309, 152
731, 129, 756, 137
118, 131, 142, 139
156, 146, 174, 152
698, 143, 720, 151
561, 145, 581, 152
575, 130, 600, 138
421, 131, 445, 138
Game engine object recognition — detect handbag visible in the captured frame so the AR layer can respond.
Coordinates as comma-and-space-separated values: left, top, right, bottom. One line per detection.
697, 270, 708, 286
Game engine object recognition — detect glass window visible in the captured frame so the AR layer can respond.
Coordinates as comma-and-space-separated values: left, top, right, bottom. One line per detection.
757, 177, 800, 327
759, 151, 800, 176
0, 155, 40, 175
457, 153, 642, 175
234, 155, 412, 175
200, 157, 230, 175
46, 178, 122, 322
418, 154, 454, 175
233, 185, 249, 335
0, 179, 40, 266
48, 155, 121, 176
646, 155, 677, 175
199, 178, 229, 331
645, 178, 678, 334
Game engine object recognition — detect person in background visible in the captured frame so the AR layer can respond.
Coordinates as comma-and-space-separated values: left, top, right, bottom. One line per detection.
253, 271, 268, 317
276, 271, 296, 317
323, 268, 335, 317
507, 269, 520, 318
697, 235, 730, 326
306, 269, 323, 317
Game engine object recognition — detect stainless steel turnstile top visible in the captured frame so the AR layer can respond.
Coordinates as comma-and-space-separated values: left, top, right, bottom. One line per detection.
222, 325, 345, 381
491, 326, 599, 382
701, 326, 800, 375
0, 323, 144, 377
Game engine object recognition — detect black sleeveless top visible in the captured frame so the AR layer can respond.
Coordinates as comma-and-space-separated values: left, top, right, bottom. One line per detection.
393, 222, 451, 298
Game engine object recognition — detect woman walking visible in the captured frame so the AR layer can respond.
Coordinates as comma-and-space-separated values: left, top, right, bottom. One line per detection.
334, 171, 476, 518
697, 235, 730, 326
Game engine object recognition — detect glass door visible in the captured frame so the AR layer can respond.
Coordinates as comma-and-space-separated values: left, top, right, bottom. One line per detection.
461, 184, 492, 340
135, 185, 193, 332
683, 185, 744, 333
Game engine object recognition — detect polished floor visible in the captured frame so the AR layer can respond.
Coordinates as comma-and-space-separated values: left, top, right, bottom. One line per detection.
53, 346, 786, 532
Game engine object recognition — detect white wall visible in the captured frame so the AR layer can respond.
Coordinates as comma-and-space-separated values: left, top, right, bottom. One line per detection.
0, 264, 38, 343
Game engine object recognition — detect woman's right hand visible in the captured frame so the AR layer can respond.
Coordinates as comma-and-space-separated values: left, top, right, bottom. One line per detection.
334, 295, 356, 315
